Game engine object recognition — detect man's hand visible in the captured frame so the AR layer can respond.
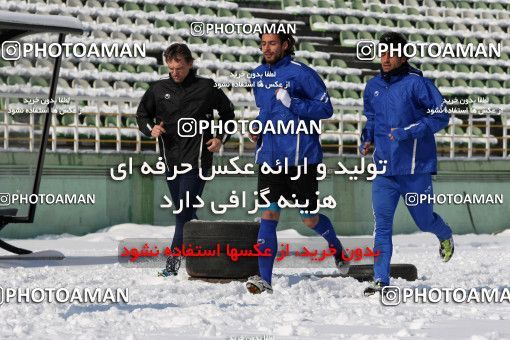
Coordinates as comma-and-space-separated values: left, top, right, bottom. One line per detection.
275, 88, 291, 108
359, 141, 372, 156
206, 137, 222, 152
151, 121, 166, 138
388, 127, 411, 141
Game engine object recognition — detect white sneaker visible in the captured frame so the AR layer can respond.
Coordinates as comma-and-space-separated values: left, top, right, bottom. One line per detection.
245, 275, 273, 294
334, 249, 351, 275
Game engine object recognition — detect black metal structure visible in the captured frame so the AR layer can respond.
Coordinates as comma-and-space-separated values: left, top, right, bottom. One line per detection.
0, 11, 83, 254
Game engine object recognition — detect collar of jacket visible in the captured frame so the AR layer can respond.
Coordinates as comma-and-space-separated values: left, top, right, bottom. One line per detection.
380, 62, 422, 83
262, 54, 292, 70
168, 68, 197, 87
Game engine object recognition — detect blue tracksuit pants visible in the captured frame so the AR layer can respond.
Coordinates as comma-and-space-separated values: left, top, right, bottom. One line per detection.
372, 173, 452, 285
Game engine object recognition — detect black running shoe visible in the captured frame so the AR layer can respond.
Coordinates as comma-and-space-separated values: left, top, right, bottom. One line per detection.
158, 256, 182, 277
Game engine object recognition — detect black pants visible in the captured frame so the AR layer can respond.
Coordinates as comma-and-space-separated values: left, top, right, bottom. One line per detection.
257, 164, 319, 214
166, 168, 208, 250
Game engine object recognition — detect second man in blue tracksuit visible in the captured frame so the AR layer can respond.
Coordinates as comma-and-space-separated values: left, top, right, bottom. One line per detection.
360, 32, 455, 296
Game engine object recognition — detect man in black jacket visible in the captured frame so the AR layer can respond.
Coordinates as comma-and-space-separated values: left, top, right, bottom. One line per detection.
136, 43, 235, 276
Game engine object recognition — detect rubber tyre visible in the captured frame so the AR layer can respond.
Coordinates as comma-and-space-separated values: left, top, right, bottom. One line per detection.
183, 220, 260, 279
345, 264, 418, 282
183, 221, 418, 282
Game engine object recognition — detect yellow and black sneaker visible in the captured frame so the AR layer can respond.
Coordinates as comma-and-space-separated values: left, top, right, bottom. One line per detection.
439, 237, 454, 262
363, 281, 385, 297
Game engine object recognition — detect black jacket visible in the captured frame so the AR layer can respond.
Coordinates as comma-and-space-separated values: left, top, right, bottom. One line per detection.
136, 69, 235, 170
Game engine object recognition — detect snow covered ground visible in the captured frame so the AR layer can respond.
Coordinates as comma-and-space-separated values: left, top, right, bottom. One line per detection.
0, 224, 508, 340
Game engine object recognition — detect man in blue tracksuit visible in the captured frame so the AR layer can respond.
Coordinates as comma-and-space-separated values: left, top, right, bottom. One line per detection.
360, 32, 455, 296
245, 32, 350, 294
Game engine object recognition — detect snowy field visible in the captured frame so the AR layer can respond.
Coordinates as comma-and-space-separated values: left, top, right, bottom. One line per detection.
0, 224, 508, 340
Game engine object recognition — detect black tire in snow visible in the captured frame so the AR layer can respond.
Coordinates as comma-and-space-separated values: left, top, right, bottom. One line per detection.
183, 221, 418, 282
343, 263, 418, 282
183, 220, 260, 279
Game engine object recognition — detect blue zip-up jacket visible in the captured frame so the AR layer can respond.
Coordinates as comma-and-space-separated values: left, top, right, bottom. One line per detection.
361, 63, 449, 176
252, 55, 333, 166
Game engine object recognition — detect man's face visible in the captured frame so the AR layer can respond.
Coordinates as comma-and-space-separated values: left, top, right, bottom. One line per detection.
261, 34, 288, 65
166, 58, 192, 83
380, 52, 406, 72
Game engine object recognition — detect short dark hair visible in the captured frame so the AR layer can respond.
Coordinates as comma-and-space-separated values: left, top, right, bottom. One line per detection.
379, 32, 408, 49
259, 32, 296, 56
163, 43, 194, 63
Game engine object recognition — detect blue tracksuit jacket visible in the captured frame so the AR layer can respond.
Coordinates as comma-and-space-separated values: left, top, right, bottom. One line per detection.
361, 63, 449, 176
251, 55, 333, 166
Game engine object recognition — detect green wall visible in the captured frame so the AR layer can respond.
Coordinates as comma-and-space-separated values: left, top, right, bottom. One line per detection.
0, 151, 509, 238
